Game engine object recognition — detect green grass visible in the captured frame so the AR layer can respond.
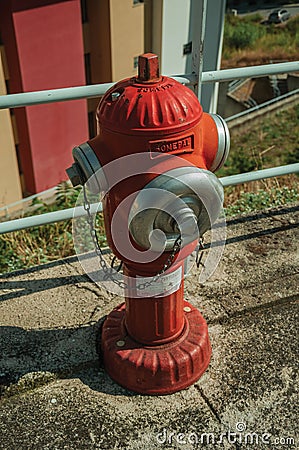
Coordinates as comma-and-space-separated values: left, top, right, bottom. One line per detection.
221, 105, 299, 213
0, 183, 106, 273
222, 14, 299, 65
218, 105, 299, 178
223, 13, 265, 52
225, 187, 298, 217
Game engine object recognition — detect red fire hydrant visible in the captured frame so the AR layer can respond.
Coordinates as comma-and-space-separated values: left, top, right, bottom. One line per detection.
67, 54, 229, 394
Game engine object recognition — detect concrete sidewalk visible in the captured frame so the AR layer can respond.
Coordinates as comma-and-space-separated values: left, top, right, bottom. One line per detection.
0, 204, 298, 449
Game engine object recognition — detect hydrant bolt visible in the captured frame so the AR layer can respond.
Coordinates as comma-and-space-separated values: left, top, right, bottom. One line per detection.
137, 53, 160, 82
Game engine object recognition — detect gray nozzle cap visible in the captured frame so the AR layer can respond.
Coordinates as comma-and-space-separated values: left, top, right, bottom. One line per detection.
209, 114, 230, 172
66, 142, 103, 193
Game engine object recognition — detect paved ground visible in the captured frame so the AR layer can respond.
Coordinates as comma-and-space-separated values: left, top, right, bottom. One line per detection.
0, 204, 298, 449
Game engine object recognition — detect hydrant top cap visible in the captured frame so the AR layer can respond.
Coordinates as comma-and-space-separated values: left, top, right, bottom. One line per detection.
97, 54, 203, 134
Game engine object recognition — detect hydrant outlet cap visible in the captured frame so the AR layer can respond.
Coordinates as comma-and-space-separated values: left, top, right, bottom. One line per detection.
97, 53, 203, 133
66, 162, 83, 187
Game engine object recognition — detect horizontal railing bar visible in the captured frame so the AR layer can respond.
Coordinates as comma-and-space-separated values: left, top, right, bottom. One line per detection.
0, 82, 115, 109
0, 75, 196, 109
0, 163, 298, 235
0, 61, 298, 109
201, 61, 299, 83
220, 163, 299, 187
0, 203, 103, 234
0, 186, 59, 214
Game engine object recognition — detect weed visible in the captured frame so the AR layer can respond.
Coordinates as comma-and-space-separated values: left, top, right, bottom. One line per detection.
224, 16, 265, 50
225, 185, 298, 216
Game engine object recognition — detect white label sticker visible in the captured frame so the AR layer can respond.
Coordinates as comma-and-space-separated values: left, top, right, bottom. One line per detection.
136, 266, 182, 297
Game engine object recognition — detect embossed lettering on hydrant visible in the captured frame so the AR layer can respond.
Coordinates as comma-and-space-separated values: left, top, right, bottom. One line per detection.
150, 135, 194, 155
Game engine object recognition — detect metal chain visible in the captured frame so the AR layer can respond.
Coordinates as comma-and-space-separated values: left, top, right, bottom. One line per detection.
82, 183, 182, 291
135, 235, 182, 291
196, 237, 205, 268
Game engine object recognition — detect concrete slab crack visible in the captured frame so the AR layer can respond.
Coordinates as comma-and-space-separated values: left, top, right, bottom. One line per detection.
74, 283, 102, 297
194, 385, 221, 424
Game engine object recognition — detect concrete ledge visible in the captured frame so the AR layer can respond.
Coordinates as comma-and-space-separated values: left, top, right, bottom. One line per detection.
227, 91, 299, 132
0, 204, 298, 449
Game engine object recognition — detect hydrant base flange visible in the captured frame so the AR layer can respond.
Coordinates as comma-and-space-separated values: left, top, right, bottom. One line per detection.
100, 300, 211, 395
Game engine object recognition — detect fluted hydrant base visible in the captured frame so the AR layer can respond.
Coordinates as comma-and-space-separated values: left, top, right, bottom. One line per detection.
100, 300, 211, 395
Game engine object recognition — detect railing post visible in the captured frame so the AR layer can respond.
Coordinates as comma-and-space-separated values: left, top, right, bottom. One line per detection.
200, 0, 226, 112
187, 0, 207, 100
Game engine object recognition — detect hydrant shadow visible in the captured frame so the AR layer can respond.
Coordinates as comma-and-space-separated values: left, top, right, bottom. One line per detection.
0, 256, 139, 397
0, 321, 138, 398
1, 204, 297, 398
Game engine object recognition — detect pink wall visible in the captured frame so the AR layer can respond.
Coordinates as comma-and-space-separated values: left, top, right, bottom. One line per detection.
11, 0, 88, 193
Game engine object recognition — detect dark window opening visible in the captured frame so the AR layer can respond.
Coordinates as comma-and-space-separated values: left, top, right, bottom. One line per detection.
84, 53, 92, 85
5, 79, 10, 94
183, 42, 192, 55
88, 111, 96, 139
80, 0, 88, 23
15, 144, 23, 175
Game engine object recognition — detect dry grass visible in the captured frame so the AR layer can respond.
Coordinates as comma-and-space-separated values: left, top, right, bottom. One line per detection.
224, 174, 298, 207
222, 105, 299, 215
222, 14, 299, 68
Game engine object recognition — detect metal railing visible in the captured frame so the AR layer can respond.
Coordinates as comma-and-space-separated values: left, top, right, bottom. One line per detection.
0, 60, 298, 235
226, 87, 299, 123
2, 84, 298, 218
0, 185, 60, 215
0, 163, 298, 235
0, 61, 298, 110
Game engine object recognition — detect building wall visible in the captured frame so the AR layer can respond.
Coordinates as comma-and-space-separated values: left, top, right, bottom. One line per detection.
83, 0, 144, 137
84, 0, 113, 137
0, 49, 22, 209
110, 0, 144, 81
0, 0, 88, 195
86, 0, 112, 84
0, 0, 144, 203
151, 0, 191, 75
